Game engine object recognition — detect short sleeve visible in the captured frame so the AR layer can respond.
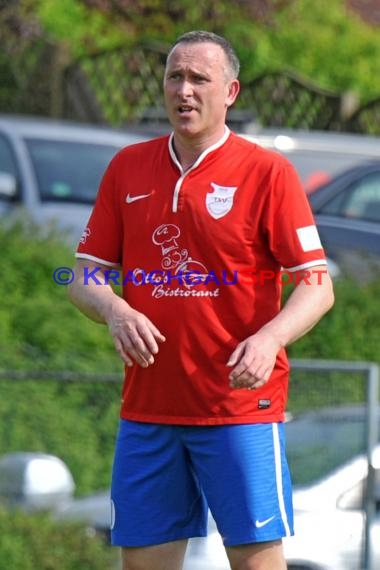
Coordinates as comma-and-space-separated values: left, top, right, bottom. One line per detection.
263, 163, 327, 271
75, 156, 123, 266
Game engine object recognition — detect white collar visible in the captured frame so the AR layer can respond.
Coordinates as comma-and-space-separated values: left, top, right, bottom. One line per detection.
168, 127, 231, 174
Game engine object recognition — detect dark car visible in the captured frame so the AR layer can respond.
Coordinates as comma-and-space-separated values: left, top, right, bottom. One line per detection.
307, 160, 380, 279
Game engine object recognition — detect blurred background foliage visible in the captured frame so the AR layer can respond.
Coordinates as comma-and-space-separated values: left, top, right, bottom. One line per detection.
20, 0, 380, 101
0, 507, 117, 569
0, 220, 120, 372
0, 0, 379, 99
2, 0, 380, 126
0, 222, 122, 493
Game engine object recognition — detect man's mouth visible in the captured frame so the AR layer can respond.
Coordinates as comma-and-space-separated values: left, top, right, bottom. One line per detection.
178, 105, 194, 114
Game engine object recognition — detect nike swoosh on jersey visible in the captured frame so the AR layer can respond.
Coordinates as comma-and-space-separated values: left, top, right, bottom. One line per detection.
255, 516, 275, 528
125, 192, 152, 204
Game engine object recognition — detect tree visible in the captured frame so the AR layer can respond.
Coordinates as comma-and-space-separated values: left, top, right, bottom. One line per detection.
78, 0, 294, 36
80, 0, 293, 21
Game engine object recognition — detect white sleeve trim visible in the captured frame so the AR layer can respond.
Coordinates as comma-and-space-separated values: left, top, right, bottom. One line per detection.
74, 252, 120, 267
283, 259, 327, 272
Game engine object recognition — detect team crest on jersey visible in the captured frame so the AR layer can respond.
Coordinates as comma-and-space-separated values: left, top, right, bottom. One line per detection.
206, 183, 238, 219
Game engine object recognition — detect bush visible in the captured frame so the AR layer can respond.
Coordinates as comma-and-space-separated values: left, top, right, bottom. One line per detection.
286, 276, 380, 411
287, 277, 380, 363
0, 220, 122, 493
0, 507, 118, 570
0, 219, 121, 372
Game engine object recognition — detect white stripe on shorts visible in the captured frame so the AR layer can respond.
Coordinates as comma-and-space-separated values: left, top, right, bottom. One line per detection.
272, 423, 292, 537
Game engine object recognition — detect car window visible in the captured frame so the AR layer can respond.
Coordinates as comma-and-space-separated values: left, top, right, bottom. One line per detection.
24, 138, 121, 203
0, 134, 20, 201
318, 171, 380, 222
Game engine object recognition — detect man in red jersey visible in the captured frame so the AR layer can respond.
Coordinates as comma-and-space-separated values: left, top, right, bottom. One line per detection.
68, 30, 334, 570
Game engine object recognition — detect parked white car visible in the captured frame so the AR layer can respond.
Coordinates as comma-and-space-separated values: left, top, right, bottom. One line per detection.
0, 114, 148, 243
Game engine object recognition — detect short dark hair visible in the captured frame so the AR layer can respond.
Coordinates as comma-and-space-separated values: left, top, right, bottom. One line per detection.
168, 30, 240, 79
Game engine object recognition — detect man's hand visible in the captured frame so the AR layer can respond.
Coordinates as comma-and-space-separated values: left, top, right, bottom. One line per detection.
226, 264, 334, 390
106, 296, 166, 367
227, 329, 281, 390
68, 260, 166, 368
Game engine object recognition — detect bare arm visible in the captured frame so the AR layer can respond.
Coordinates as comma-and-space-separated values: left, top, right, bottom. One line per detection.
228, 265, 334, 389
68, 259, 165, 367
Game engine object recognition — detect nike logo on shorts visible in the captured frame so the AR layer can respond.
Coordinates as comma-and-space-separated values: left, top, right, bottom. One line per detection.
125, 192, 152, 204
255, 515, 275, 528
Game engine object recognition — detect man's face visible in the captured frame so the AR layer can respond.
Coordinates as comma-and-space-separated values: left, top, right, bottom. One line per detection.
163, 42, 239, 142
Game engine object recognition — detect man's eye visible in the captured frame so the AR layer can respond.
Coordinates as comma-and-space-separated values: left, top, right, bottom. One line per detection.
193, 76, 207, 83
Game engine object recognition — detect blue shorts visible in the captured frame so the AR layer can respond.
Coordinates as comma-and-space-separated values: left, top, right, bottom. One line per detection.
110, 420, 294, 547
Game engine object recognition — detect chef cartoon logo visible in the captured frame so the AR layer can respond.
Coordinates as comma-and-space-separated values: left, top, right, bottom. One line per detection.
131, 223, 221, 299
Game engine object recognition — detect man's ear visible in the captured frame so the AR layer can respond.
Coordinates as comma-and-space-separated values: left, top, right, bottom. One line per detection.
226, 79, 240, 107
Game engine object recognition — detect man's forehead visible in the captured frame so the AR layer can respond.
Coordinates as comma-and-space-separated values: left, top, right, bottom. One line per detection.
166, 42, 226, 68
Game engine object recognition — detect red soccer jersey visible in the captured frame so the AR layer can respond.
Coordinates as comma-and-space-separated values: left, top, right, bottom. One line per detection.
76, 130, 327, 425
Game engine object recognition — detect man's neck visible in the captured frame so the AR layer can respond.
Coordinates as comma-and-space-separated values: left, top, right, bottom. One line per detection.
172, 127, 228, 172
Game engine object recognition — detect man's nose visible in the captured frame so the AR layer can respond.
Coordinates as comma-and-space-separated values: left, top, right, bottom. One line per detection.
177, 79, 193, 97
